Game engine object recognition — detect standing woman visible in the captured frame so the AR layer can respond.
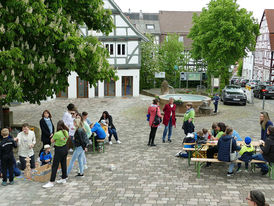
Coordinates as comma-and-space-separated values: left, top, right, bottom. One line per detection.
99, 111, 121, 145
260, 111, 273, 141
182, 103, 195, 136
147, 99, 162, 146
162, 97, 176, 143
39, 110, 54, 156
43, 120, 69, 188
67, 119, 88, 177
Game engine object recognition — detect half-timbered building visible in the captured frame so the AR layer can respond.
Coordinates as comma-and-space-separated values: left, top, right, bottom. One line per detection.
56, 0, 148, 99
253, 9, 274, 82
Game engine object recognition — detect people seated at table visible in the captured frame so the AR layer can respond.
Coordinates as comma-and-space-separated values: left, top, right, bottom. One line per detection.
209, 122, 218, 138
236, 137, 255, 172
206, 122, 226, 167
196, 131, 207, 145
175, 133, 195, 158
252, 125, 274, 175
202, 128, 210, 140
99, 120, 109, 138
217, 127, 241, 176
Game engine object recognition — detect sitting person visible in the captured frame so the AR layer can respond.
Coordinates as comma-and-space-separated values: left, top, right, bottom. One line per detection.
196, 131, 207, 145
99, 120, 109, 137
206, 122, 226, 167
252, 125, 274, 175
232, 129, 242, 141
202, 128, 211, 140
40, 145, 52, 166
176, 133, 195, 158
236, 136, 255, 172
217, 127, 241, 176
208, 122, 218, 139
91, 122, 107, 147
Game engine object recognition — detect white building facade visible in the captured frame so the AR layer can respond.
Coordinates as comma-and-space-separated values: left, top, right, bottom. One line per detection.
242, 50, 254, 80
56, 0, 148, 99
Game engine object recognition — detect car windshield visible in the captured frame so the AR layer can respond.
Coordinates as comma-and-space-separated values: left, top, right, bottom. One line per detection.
226, 89, 243, 93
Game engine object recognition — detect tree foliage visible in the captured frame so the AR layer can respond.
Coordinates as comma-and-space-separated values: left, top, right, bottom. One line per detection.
140, 34, 159, 90
188, 0, 259, 88
0, 0, 116, 104
237, 59, 243, 77
158, 33, 185, 87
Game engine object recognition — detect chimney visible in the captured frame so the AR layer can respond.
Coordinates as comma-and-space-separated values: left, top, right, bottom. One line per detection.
139, 10, 143, 20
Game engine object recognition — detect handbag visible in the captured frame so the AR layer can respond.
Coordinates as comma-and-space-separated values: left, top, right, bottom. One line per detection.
153, 107, 162, 126
230, 138, 238, 161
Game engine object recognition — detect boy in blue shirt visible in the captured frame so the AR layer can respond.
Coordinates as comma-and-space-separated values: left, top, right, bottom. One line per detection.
40, 145, 52, 166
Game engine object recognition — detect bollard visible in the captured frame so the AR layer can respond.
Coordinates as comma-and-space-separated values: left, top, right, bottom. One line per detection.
262, 96, 265, 110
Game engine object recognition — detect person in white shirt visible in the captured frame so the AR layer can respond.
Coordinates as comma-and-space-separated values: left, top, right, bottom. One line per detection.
14, 123, 36, 170
62, 103, 76, 152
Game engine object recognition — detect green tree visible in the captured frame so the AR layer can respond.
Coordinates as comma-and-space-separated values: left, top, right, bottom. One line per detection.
188, 0, 259, 88
0, 0, 115, 106
158, 33, 185, 88
237, 59, 243, 76
140, 34, 159, 90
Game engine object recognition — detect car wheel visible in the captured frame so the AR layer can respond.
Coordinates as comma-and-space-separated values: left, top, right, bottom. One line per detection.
223, 101, 227, 105
242, 102, 246, 106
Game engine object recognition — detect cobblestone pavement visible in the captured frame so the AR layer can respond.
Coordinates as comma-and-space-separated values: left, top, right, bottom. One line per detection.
1, 96, 274, 206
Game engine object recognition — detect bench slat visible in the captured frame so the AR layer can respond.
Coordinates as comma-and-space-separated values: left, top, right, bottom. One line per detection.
191, 158, 266, 164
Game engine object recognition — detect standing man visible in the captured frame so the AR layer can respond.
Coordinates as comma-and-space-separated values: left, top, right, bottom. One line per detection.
14, 123, 36, 170
162, 97, 176, 143
213, 93, 220, 113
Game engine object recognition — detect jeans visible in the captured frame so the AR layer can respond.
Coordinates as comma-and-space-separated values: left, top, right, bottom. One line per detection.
109, 128, 118, 142
1, 155, 14, 182
214, 103, 218, 113
163, 117, 173, 141
50, 145, 68, 182
228, 162, 235, 173
67, 146, 85, 175
252, 154, 268, 172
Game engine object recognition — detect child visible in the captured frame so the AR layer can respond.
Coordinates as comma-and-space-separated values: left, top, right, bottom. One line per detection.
202, 128, 211, 140
0, 128, 17, 186
100, 120, 109, 138
40, 145, 52, 166
196, 131, 207, 145
212, 93, 220, 113
236, 136, 255, 172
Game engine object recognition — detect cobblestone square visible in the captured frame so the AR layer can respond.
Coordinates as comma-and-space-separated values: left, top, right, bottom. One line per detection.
1, 96, 274, 206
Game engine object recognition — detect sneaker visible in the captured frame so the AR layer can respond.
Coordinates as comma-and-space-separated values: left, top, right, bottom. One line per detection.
1, 182, 7, 186
168, 139, 172, 143
42, 182, 54, 188
68, 149, 73, 153
162, 140, 165, 143
56, 179, 66, 184
109, 141, 113, 145
9, 181, 14, 185
227, 172, 233, 177
244, 169, 249, 173
175, 152, 181, 157
75, 173, 84, 177
236, 168, 242, 173
117, 140, 121, 144
84, 165, 88, 170
150, 144, 156, 147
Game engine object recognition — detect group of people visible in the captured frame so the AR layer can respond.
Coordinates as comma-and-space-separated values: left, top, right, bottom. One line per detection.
147, 97, 195, 146
147, 97, 274, 177
0, 103, 121, 188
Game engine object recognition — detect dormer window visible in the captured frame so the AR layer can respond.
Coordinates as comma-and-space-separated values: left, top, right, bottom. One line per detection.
146, 24, 155, 30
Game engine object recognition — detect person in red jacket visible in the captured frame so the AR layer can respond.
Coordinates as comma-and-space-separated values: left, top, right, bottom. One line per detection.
162, 97, 176, 143
147, 99, 162, 146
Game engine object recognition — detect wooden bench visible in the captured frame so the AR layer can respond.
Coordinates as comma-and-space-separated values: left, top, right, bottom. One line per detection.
183, 147, 208, 166
97, 139, 105, 153
191, 158, 274, 179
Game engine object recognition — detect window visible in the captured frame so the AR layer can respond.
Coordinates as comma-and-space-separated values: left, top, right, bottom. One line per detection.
117, 43, 126, 56
178, 36, 184, 42
146, 24, 155, 30
105, 43, 114, 56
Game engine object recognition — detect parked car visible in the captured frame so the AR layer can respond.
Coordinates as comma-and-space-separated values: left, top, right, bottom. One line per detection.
253, 85, 274, 99
221, 85, 247, 105
246, 80, 260, 89
234, 78, 242, 85
258, 81, 271, 86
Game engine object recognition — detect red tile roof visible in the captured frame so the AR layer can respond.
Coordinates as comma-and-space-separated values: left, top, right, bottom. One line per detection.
264, 9, 274, 50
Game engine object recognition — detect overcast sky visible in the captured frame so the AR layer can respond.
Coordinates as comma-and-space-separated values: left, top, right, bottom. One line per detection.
115, 0, 274, 22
